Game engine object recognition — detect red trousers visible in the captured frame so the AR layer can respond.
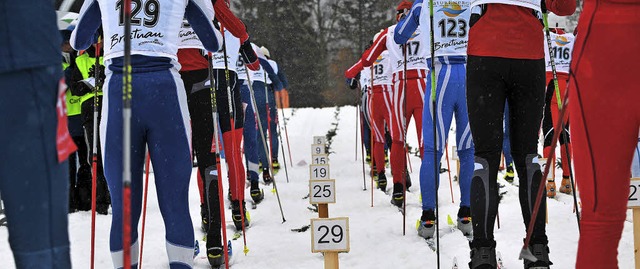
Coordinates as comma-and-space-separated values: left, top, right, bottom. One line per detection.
543, 74, 572, 177
390, 69, 426, 183
570, 1, 640, 268
368, 85, 393, 174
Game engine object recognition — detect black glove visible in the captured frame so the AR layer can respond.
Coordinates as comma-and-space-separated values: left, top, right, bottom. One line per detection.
240, 38, 260, 70
88, 64, 106, 85
70, 80, 93, 96
346, 78, 358, 89
346, 72, 361, 89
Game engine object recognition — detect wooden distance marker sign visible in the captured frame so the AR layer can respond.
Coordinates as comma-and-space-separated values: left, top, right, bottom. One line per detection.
313, 136, 327, 145
313, 154, 329, 165
628, 178, 640, 269
310, 164, 330, 180
312, 144, 326, 155
309, 179, 336, 204
311, 217, 350, 269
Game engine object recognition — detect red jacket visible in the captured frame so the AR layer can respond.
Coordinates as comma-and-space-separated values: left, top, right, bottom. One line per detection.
213, 0, 249, 43
347, 27, 425, 79
177, 49, 208, 72
468, 1, 576, 59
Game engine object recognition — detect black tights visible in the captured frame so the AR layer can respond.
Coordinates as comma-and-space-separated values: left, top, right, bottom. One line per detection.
466, 56, 548, 247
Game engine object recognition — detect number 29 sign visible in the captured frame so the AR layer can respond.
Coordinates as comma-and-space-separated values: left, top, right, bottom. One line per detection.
311, 217, 350, 253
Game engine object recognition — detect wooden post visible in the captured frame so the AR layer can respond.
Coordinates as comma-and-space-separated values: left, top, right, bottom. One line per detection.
634, 208, 640, 269
319, 204, 329, 218
629, 178, 640, 268
324, 252, 339, 269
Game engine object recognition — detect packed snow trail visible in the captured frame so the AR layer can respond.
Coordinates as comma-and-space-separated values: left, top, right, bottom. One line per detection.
0, 106, 635, 268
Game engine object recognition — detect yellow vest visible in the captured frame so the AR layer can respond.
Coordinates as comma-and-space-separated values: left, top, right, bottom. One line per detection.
75, 53, 104, 104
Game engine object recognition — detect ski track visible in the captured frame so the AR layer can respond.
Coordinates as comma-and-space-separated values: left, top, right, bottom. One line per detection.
0, 106, 635, 268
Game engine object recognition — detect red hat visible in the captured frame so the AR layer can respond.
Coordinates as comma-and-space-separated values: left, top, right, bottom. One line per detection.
396, 1, 413, 12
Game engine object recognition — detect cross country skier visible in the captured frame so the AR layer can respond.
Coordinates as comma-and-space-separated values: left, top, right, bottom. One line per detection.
261, 46, 286, 172
464, 0, 575, 267
0, 1, 76, 267
346, 39, 394, 192
236, 54, 267, 205
394, 0, 475, 240
71, 0, 226, 267
176, 18, 258, 267
246, 43, 282, 184
569, 1, 639, 268
346, 53, 375, 168
541, 15, 574, 197
68, 40, 111, 215
347, 1, 422, 207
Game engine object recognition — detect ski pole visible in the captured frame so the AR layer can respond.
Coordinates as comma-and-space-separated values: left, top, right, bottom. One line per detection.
401, 40, 408, 237
542, 12, 580, 229
519, 87, 570, 262
219, 25, 249, 255
357, 99, 367, 192
121, 1, 133, 267
406, 148, 413, 173
138, 152, 151, 268
207, 52, 231, 269
369, 67, 375, 206
90, 37, 102, 269
280, 107, 293, 164
428, 0, 441, 266
264, 72, 276, 180
445, 144, 454, 203
244, 63, 286, 223
355, 100, 359, 161
275, 108, 290, 183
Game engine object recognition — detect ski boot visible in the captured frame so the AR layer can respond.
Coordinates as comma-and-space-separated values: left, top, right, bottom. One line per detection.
262, 168, 273, 185
523, 243, 552, 269
384, 150, 389, 166
457, 206, 473, 237
231, 200, 250, 231
272, 158, 280, 173
207, 241, 232, 269
546, 180, 556, 198
377, 173, 388, 192
504, 164, 515, 183
469, 241, 497, 269
250, 180, 264, 204
390, 183, 404, 208
417, 209, 436, 239
559, 176, 572, 194
366, 151, 371, 164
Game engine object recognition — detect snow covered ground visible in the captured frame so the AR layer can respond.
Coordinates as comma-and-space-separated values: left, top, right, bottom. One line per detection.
0, 106, 636, 268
